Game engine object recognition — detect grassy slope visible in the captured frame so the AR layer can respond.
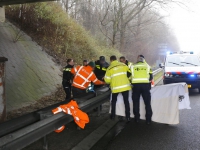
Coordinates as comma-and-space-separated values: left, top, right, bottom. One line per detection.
5, 2, 121, 65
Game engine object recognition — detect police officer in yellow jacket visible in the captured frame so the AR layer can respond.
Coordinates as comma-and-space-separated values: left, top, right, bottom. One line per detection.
104, 55, 131, 122
131, 55, 153, 124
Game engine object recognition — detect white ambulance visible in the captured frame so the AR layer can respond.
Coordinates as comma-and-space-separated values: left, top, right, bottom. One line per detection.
160, 51, 200, 92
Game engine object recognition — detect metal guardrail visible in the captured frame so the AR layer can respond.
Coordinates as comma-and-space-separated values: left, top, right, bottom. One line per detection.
153, 68, 163, 76
0, 87, 110, 150
153, 68, 163, 85
0, 68, 163, 150
0, 93, 95, 138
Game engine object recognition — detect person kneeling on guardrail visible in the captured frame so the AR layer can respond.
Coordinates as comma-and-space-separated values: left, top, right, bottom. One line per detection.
131, 55, 153, 125
104, 55, 131, 122
71, 61, 105, 98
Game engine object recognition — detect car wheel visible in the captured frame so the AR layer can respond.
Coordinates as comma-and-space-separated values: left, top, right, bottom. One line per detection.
163, 80, 166, 85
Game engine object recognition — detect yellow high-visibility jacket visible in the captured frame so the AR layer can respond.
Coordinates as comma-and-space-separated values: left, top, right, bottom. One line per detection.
104, 60, 131, 93
127, 61, 133, 69
131, 61, 152, 83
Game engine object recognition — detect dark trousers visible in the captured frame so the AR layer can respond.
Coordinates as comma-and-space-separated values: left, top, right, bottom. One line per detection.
62, 81, 71, 101
132, 83, 152, 122
72, 86, 87, 98
111, 91, 130, 119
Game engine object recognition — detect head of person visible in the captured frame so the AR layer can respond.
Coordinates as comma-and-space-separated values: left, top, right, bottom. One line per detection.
110, 55, 117, 63
83, 60, 88, 66
88, 61, 95, 70
137, 55, 144, 62
137, 55, 144, 59
67, 58, 74, 66
99, 56, 106, 64
119, 56, 126, 64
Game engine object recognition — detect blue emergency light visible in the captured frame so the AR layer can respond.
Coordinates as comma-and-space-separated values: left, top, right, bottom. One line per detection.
166, 51, 171, 55
190, 74, 195, 78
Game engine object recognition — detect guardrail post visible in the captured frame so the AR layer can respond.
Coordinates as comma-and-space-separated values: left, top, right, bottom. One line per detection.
0, 57, 8, 123
39, 111, 52, 150
93, 91, 102, 117
43, 135, 48, 150
95, 91, 101, 117
97, 104, 102, 117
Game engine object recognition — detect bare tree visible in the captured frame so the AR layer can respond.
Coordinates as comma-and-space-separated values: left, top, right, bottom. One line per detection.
94, 0, 182, 51
57, 0, 181, 64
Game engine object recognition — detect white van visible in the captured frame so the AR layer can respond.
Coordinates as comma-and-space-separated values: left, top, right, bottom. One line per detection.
160, 51, 200, 92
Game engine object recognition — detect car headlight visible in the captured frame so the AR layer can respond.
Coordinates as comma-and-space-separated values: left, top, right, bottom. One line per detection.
164, 73, 172, 77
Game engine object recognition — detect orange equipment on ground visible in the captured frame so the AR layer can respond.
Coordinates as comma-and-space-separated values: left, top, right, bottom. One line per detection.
52, 100, 89, 133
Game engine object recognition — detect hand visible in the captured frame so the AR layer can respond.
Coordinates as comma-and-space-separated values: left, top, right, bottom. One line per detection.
102, 81, 106, 85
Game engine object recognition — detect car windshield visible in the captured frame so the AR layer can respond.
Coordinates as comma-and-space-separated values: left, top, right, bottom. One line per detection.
165, 55, 200, 67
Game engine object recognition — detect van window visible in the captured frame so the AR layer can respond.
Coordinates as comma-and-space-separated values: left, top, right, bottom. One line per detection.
165, 55, 200, 67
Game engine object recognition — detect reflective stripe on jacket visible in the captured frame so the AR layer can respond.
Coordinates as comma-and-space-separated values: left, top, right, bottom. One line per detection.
95, 65, 107, 71
125, 61, 132, 80
104, 60, 131, 93
94, 60, 109, 80
131, 62, 152, 83
127, 61, 133, 69
71, 65, 104, 89
62, 64, 73, 82
63, 68, 71, 71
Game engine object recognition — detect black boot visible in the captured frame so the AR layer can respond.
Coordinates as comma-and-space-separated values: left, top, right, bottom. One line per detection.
110, 114, 115, 120
126, 117, 131, 123
134, 118, 140, 123
146, 118, 151, 125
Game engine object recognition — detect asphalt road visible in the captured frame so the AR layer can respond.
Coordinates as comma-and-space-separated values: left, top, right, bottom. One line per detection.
101, 89, 200, 150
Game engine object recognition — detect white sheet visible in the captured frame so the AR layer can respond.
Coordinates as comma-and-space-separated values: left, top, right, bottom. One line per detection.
109, 82, 191, 124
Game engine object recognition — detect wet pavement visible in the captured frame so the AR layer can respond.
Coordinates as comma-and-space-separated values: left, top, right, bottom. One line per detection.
94, 89, 200, 150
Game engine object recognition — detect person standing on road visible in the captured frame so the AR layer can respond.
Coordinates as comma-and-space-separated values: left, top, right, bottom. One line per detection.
104, 55, 131, 122
62, 59, 74, 101
137, 55, 154, 87
71, 61, 105, 98
94, 56, 109, 81
131, 55, 153, 124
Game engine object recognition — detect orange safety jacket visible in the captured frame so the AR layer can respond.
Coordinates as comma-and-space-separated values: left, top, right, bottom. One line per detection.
71, 65, 104, 89
52, 100, 89, 133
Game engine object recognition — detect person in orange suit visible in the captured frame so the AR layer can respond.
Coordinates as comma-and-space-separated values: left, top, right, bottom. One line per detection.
71, 61, 105, 98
